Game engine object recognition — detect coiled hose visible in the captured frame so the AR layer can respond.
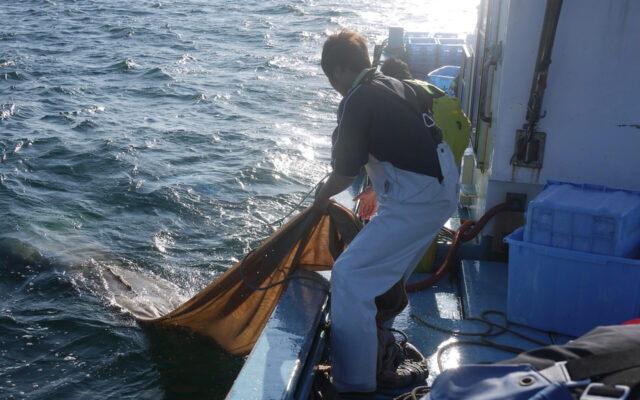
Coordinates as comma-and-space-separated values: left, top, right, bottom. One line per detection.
406, 202, 509, 292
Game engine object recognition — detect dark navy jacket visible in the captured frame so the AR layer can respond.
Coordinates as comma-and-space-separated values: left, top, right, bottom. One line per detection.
331, 70, 442, 179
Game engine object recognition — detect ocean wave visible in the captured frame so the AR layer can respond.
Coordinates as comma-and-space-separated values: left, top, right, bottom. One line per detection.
38, 85, 77, 96
0, 104, 16, 121
62, 105, 106, 116
72, 119, 98, 131
317, 8, 347, 17
176, 54, 196, 65
143, 67, 174, 80
194, 93, 208, 103
107, 26, 136, 38
1, 71, 25, 81
107, 59, 139, 72
40, 113, 75, 123
127, 86, 205, 103
38, 106, 104, 125
259, 4, 306, 16
0, 32, 18, 41
170, 41, 198, 51
11, 138, 34, 154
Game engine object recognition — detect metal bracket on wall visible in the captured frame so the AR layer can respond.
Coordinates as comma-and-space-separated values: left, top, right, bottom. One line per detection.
478, 41, 503, 125
512, 130, 546, 168
488, 41, 503, 65
474, 41, 504, 172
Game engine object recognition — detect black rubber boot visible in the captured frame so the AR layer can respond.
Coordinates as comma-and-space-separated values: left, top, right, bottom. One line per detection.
377, 331, 429, 389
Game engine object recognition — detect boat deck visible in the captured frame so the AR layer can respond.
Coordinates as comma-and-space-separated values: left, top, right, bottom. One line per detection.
402, 259, 572, 388
226, 257, 573, 400
226, 209, 573, 400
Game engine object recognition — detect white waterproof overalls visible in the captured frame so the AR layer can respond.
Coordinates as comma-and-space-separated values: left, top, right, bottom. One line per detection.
331, 141, 460, 393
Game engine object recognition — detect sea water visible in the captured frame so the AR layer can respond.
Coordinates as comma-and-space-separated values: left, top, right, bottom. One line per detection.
0, 1, 478, 398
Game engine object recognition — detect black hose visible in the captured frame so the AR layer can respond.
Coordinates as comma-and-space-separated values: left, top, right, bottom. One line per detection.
411, 310, 551, 373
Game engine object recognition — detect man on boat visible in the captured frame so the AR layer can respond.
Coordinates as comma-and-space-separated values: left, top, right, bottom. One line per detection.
313, 30, 459, 395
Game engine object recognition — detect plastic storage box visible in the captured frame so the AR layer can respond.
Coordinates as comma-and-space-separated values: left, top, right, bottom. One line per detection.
437, 37, 465, 45
427, 65, 460, 92
505, 227, 640, 337
525, 181, 640, 258
437, 44, 466, 66
403, 32, 468, 79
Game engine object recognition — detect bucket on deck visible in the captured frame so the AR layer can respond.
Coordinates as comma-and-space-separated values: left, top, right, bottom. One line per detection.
427, 65, 460, 93
414, 239, 437, 273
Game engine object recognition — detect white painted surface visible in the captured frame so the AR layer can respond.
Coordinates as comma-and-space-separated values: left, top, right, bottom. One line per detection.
491, 0, 640, 190
471, 0, 640, 232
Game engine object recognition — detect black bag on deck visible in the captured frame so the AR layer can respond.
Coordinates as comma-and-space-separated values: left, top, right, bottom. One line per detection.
424, 324, 640, 400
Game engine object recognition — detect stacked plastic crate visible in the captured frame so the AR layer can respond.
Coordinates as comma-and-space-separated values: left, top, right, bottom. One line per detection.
505, 181, 640, 336
405, 33, 467, 81
435, 36, 466, 66
406, 35, 438, 81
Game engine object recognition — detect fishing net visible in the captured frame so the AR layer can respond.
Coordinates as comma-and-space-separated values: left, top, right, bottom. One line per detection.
140, 202, 362, 355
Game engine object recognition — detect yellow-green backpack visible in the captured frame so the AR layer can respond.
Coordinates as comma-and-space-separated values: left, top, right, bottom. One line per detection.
405, 79, 471, 165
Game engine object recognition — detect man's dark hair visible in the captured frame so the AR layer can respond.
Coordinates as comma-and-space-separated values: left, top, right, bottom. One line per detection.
321, 30, 371, 78
380, 58, 413, 80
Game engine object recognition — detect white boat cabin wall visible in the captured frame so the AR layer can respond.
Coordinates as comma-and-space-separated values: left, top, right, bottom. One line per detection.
463, 0, 640, 246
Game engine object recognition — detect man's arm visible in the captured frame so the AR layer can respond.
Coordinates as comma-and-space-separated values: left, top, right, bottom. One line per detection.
312, 171, 356, 213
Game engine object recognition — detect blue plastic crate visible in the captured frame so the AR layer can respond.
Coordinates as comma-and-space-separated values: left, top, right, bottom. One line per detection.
407, 56, 436, 65
505, 227, 640, 337
433, 32, 459, 39
439, 44, 465, 55
407, 44, 438, 56
437, 37, 465, 45
404, 32, 432, 43
407, 37, 437, 45
525, 181, 640, 258
438, 45, 465, 65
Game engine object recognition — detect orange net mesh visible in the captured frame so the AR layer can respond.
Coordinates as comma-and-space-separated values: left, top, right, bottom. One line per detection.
141, 202, 362, 355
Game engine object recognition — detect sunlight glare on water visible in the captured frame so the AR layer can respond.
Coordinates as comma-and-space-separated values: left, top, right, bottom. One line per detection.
353, 0, 480, 42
